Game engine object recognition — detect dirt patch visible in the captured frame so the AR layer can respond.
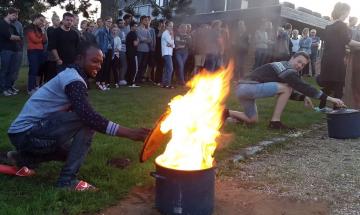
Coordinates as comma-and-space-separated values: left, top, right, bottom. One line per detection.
100, 178, 329, 215
106, 158, 131, 169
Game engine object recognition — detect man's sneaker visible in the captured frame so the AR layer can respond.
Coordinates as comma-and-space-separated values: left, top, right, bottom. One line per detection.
115, 84, 119, 88
28, 88, 37, 96
268, 121, 295, 131
0, 151, 18, 166
57, 179, 98, 191
118, 80, 127, 86
9, 88, 18, 95
314, 107, 333, 113
3, 90, 13, 96
129, 84, 140, 88
11, 86, 19, 93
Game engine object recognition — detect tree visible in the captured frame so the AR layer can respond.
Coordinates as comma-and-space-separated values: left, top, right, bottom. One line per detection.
0, 0, 98, 23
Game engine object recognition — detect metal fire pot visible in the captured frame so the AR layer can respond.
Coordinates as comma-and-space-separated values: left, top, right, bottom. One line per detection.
326, 108, 360, 139
151, 160, 215, 215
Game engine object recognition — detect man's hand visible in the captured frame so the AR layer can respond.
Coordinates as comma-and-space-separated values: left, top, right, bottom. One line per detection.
327, 97, 346, 108
117, 127, 150, 141
304, 97, 314, 109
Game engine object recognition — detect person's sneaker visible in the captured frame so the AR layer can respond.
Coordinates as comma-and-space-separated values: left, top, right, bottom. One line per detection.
118, 80, 127, 86
129, 84, 140, 88
27, 88, 37, 96
57, 179, 98, 191
115, 84, 119, 88
268, 121, 295, 131
96, 83, 105, 91
3, 90, 13, 96
314, 107, 333, 113
11, 86, 19, 93
9, 88, 18, 95
0, 151, 20, 167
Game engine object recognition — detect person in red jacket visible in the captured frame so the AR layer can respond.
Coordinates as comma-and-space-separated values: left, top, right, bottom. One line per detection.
25, 14, 47, 95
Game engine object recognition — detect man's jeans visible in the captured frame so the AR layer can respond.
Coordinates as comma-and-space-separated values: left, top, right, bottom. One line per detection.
0, 50, 19, 91
162, 55, 173, 86
175, 49, 188, 85
11, 51, 23, 88
8, 112, 94, 185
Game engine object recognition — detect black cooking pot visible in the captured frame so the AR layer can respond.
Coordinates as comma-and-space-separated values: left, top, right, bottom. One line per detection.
327, 109, 360, 139
151, 161, 215, 215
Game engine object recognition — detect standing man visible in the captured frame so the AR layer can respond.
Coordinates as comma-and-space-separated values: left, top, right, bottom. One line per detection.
309, 29, 320, 76
95, 16, 113, 90
11, 16, 24, 95
136, 16, 152, 83
122, 14, 133, 36
0, 7, 22, 96
48, 12, 80, 71
117, 19, 128, 86
126, 21, 139, 87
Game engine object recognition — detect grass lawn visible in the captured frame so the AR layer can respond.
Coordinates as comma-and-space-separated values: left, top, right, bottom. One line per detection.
0, 67, 323, 215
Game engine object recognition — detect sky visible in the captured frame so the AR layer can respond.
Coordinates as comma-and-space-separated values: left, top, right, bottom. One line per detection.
44, 0, 360, 23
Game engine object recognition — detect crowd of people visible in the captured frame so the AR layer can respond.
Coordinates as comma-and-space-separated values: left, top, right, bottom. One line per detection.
1, 2, 360, 190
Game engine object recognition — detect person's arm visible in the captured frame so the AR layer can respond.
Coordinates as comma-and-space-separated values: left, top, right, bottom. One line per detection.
26, 31, 43, 45
348, 39, 360, 50
65, 81, 149, 141
280, 71, 345, 107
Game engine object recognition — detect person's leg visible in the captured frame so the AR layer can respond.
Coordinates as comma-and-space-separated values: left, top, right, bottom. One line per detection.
310, 54, 317, 76
27, 50, 40, 92
8, 112, 91, 168
4, 51, 19, 91
0, 50, 12, 92
119, 51, 127, 82
175, 51, 185, 85
162, 55, 173, 86
270, 83, 293, 121
111, 56, 120, 85
10, 51, 23, 90
154, 54, 163, 84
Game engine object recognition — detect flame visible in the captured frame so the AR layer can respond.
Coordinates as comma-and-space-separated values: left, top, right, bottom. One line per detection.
156, 62, 234, 170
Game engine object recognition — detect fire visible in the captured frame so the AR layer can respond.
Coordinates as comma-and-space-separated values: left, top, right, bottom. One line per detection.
156, 63, 233, 170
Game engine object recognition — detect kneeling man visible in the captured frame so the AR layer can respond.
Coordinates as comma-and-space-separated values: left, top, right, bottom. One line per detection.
2, 42, 149, 190
227, 52, 344, 130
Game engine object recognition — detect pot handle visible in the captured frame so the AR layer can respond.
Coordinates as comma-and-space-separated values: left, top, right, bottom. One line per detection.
150, 172, 166, 180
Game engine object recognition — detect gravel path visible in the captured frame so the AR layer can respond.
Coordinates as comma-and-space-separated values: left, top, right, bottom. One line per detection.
224, 123, 360, 215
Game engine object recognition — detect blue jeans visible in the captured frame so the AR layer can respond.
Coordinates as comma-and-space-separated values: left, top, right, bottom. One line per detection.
175, 49, 188, 85
8, 112, 95, 186
253, 48, 268, 69
162, 55, 173, 86
0, 50, 19, 91
27, 49, 45, 91
237, 82, 279, 118
204, 54, 220, 72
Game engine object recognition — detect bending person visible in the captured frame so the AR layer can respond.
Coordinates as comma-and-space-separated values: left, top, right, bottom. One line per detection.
2, 42, 149, 191
226, 52, 345, 130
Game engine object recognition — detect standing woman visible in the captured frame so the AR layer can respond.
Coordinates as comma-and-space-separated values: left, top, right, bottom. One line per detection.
161, 20, 175, 89
318, 2, 360, 109
25, 14, 47, 95
174, 24, 189, 86
299, 28, 312, 76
